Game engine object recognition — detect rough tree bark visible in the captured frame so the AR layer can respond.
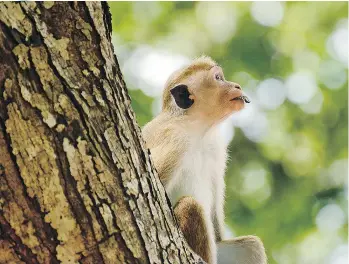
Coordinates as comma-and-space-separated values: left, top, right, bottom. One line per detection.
0, 2, 202, 264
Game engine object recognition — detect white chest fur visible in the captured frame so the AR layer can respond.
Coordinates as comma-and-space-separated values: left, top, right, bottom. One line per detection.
166, 128, 227, 217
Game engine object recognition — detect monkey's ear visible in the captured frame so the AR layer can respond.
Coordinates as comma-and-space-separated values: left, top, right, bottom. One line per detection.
170, 85, 194, 109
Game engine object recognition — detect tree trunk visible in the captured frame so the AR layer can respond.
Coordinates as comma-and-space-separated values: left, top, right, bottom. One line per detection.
0, 2, 202, 263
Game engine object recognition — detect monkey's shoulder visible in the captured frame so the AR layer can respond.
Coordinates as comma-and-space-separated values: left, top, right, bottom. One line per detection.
142, 114, 189, 149
142, 115, 191, 180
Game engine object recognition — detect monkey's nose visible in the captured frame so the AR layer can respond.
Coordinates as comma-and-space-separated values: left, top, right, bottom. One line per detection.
235, 84, 241, 90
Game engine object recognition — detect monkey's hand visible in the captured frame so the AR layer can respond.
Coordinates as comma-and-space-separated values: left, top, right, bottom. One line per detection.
217, 236, 267, 264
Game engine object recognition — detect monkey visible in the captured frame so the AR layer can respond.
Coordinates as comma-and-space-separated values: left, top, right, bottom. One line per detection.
142, 56, 267, 264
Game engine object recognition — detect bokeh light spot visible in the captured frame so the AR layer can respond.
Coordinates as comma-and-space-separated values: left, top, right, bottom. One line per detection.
286, 71, 318, 104
326, 21, 348, 66
256, 78, 286, 110
328, 244, 348, 264
123, 46, 190, 97
292, 50, 320, 72
251, 1, 284, 27
196, 2, 237, 44
318, 60, 347, 90
300, 90, 324, 114
231, 103, 268, 143
316, 204, 346, 233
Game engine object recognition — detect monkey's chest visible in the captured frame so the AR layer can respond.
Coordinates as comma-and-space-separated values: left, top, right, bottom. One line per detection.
166, 143, 225, 215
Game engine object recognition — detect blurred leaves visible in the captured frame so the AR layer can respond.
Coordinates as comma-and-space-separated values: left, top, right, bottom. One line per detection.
109, 2, 348, 263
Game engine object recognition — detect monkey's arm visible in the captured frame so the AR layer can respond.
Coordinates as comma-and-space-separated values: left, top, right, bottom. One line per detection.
174, 196, 216, 264
174, 197, 267, 264
149, 145, 181, 185
143, 116, 186, 185
217, 236, 267, 264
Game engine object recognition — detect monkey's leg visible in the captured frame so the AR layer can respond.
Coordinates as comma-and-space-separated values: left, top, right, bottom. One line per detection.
217, 235, 267, 264
174, 196, 215, 264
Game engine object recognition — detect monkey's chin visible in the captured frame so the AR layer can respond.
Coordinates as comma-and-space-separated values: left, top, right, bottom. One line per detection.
230, 100, 245, 112
216, 102, 244, 124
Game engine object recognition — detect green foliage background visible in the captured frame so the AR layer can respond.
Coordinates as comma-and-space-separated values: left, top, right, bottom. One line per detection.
109, 2, 348, 263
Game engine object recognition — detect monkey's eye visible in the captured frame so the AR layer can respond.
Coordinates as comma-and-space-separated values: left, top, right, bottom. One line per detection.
215, 74, 223, 81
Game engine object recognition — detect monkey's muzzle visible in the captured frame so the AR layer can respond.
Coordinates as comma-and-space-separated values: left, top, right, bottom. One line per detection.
231, 95, 251, 103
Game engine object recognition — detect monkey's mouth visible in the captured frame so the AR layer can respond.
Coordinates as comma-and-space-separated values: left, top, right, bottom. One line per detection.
231, 95, 251, 103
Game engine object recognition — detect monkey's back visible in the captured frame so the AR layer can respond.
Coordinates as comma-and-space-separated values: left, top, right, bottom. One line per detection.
142, 113, 189, 185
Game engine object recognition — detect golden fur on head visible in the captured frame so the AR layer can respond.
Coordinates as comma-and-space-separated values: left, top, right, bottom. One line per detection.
162, 55, 217, 111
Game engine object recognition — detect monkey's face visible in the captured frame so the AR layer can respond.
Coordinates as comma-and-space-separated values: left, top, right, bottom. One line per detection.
170, 65, 249, 125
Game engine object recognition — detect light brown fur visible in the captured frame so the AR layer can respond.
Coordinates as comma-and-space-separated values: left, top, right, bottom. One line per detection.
174, 196, 212, 263
143, 55, 244, 184
143, 56, 267, 264
174, 198, 267, 264
142, 114, 187, 185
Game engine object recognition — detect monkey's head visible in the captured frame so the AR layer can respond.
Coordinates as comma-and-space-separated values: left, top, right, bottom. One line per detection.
162, 56, 250, 126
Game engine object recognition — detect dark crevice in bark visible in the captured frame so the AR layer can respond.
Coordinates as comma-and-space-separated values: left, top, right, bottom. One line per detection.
101, 2, 112, 42
26, 48, 53, 103
0, 21, 21, 49
0, 23, 22, 70
1, 23, 28, 46
0, 214, 40, 264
